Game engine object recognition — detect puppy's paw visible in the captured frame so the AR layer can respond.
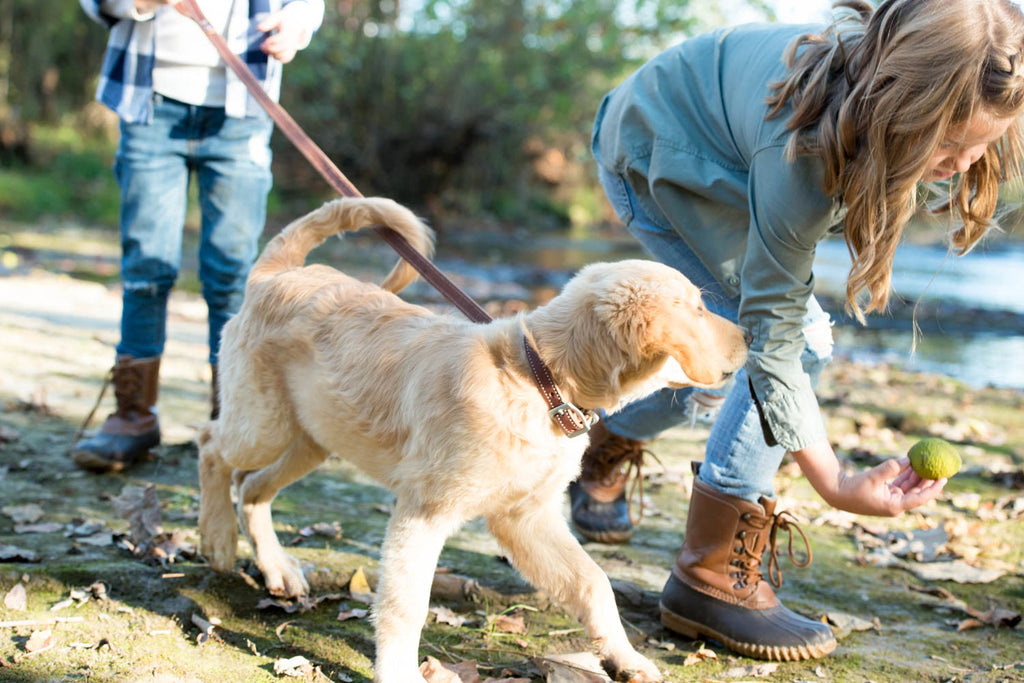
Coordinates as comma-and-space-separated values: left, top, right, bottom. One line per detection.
258, 551, 309, 598
601, 652, 663, 683
200, 525, 238, 573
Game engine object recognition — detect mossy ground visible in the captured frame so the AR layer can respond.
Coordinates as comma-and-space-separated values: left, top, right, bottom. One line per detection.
1, 266, 1022, 682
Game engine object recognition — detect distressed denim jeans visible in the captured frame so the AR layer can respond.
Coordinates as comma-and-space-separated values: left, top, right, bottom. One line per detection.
114, 94, 273, 365
597, 166, 833, 502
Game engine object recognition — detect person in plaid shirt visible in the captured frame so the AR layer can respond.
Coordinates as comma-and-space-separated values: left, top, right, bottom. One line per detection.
73, 0, 324, 473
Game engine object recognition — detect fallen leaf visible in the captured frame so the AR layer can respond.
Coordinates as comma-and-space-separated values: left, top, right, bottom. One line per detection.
911, 584, 1021, 631
488, 611, 526, 635
273, 655, 314, 677
825, 611, 880, 638
682, 646, 718, 666
25, 629, 54, 654
420, 656, 481, 683
722, 662, 779, 677
111, 484, 162, 545
348, 566, 375, 604
3, 583, 26, 611
431, 605, 469, 628
532, 653, 612, 682
2, 503, 44, 524
906, 559, 1005, 584
337, 607, 368, 621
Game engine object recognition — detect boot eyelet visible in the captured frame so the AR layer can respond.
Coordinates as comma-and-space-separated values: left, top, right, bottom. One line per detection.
741, 513, 751, 521
737, 530, 746, 538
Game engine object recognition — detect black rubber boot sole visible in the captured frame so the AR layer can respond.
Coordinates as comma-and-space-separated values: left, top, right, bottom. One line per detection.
660, 573, 837, 662
71, 429, 160, 473
568, 480, 634, 544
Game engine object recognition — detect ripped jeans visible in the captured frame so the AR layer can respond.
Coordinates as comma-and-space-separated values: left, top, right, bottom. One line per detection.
114, 94, 273, 365
597, 166, 833, 502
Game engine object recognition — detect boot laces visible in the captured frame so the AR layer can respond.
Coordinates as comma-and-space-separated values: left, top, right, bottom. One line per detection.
583, 434, 658, 527
731, 509, 812, 589
767, 510, 812, 587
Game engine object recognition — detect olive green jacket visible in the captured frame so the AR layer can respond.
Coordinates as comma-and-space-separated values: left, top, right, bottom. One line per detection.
592, 23, 848, 452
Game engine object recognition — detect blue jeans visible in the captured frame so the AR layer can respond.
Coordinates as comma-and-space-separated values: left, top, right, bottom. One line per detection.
114, 94, 273, 365
597, 166, 833, 502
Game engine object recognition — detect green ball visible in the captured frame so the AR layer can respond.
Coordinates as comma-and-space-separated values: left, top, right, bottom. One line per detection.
908, 438, 962, 480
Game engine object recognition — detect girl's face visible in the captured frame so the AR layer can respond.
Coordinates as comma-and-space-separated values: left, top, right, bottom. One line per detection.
921, 111, 1016, 181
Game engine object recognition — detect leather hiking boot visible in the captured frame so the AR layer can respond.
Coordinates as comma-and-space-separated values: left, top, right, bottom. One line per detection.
569, 420, 650, 544
72, 355, 161, 473
660, 473, 837, 661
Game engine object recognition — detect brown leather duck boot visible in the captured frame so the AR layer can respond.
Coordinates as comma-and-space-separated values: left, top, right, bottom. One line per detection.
71, 355, 161, 473
660, 472, 837, 661
569, 421, 649, 544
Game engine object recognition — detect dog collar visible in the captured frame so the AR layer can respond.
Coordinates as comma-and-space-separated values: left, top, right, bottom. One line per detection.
522, 336, 598, 438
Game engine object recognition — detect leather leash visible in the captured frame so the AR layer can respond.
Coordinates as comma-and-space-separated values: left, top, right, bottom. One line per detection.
176, 0, 594, 437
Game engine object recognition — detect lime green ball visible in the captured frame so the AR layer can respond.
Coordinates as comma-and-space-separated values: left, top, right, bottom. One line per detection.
908, 438, 962, 479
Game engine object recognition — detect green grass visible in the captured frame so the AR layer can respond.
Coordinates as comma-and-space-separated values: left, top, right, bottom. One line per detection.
0, 123, 121, 225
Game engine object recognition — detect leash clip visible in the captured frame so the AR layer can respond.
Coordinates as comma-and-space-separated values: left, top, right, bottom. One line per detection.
548, 403, 598, 438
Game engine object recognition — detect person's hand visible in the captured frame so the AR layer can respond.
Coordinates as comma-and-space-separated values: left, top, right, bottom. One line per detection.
257, 3, 314, 64
791, 440, 948, 518
828, 457, 947, 516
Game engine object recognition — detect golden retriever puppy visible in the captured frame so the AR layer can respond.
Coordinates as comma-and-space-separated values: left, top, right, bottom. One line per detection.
198, 197, 747, 682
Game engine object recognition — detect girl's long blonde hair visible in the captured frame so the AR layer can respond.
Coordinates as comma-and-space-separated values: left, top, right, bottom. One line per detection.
766, 0, 1024, 322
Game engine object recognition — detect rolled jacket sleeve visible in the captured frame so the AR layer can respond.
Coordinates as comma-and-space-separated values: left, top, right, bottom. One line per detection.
741, 144, 835, 451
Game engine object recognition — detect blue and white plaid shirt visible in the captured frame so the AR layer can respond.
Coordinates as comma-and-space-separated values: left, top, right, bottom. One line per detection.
80, 0, 324, 123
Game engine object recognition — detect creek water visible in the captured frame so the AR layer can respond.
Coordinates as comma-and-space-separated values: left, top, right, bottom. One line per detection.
434, 227, 1024, 390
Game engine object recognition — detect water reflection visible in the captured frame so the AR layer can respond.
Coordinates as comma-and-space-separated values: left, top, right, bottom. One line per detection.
434, 228, 1024, 390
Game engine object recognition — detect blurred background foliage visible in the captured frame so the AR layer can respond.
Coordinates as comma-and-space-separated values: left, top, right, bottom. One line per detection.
0, 0, 774, 230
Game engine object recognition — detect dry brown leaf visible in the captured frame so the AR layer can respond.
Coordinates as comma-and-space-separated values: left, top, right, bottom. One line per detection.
419, 655, 471, 683
24, 629, 54, 654
3, 583, 26, 611
682, 646, 718, 666
488, 612, 527, 635
111, 484, 162, 545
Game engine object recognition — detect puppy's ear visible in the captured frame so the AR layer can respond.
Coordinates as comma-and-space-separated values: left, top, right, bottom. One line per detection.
591, 277, 662, 364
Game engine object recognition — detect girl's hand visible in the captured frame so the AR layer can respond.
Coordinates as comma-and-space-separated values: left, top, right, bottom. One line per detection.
792, 440, 947, 518
829, 457, 947, 516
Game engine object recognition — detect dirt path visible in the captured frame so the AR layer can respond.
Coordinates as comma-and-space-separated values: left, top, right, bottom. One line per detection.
1, 269, 1022, 682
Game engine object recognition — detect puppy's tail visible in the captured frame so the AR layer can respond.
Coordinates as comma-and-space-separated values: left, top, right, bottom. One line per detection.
249, 197, 435, 293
